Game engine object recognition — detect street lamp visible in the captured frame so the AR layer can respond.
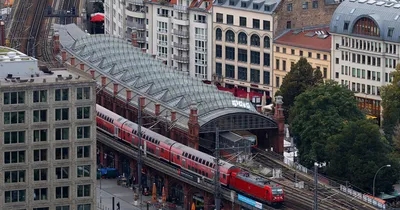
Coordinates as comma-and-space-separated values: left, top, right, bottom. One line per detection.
373, 164, 391, 197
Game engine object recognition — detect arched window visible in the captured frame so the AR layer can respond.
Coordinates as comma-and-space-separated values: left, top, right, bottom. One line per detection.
264, 36, 270, 48
226, 30, 235, 42
216, 28, 222, 40
250, 34, 260, 46
352, 17, 380, 37
238, 32, 247, 45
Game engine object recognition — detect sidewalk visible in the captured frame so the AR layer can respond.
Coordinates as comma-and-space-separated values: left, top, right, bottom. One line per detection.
96, 179, 183, 210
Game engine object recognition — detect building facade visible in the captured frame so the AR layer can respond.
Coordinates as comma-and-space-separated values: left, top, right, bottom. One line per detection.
330, 0, 400, 119
213, 0, 277, 97
273, 27, 331, 96
104, 0, 213, 80
0, 48, 97, 210
104, 0, 126, 38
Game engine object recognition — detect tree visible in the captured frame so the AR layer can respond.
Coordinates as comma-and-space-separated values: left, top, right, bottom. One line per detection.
289, 81, 364, 167
325, 119, 399, 194
381, 64, 400, 141
277, 57, 323, 119
393, 123, 400, 153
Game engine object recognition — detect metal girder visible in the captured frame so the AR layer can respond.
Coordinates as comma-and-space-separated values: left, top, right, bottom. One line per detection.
199, 113, 277, 133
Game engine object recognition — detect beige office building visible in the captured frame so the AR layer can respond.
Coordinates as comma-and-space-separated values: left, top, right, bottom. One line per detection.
0, 47, 97, 210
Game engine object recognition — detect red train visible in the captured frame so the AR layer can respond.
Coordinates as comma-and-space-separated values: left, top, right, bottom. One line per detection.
96, 105, 284, 207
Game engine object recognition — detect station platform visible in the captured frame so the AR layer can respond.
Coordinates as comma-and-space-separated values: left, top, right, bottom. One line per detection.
97, 178, 184, 210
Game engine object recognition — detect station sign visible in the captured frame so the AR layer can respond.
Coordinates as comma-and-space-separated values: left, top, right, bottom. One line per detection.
232, 100, 252, 109
238, 194, 263, 209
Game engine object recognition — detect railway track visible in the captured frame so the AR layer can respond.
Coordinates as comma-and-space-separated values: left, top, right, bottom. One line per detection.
249, 148, 376, 210
26, 0, 47, 57
8, 0, 29, 50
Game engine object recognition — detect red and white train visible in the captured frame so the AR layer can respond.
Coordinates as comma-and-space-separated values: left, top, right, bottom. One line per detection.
96, 104, 284, 207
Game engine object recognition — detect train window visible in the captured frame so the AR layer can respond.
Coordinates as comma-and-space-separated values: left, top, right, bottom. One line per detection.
195, 157, 198, 162
223, 174, 226, 179
202, 160, 205, 165
206, 173, 208, 177
161, 148, 164, 153
188, 154, 192, 159
177, 155, 180, 160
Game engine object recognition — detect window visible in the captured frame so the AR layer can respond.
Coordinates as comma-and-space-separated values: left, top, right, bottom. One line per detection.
264, 36, 270, 48
225, 47, 235, 60
55, 108, 69, 121
77, 165, 91, 178
33, 90, 47, 103
238, 49, 247, 63
286, 21, 291, 29
239, 17, 246, 26
238, 67, 247, 81
227, 15, 233, 24
77, 126, 91, 139
323, 68, 327, 78
4, 111, 25, 124
225, 64, 235, 78
5, 190, 25, 203
250, 51, 260, 64
352, 17, 380, 37
216, 45, 222, 58
308, 52, 312, 58
263, 71, 270, 85
55, 147, 69, 160
55, 88, 69, 101
77, 146, 91, 158
250, 34, 260, 46
4, 131, 25, 144
77, 204, 91, 210
238, 32, 247, 44
4, 91, 25, 104
263, 21, 270, 31
34, 129, 47, 142
263, 53, 270, 67
77, 185, 91, 197
250, 69, 260, 83
276, 59, 280, 70
77, 87, 90, 100
34, 188, 48, 200
252, 19, 260, 29
317, 53, 321, 59
291, 49, 295, 55
253, 4, 259, 9
56, 167, 69, 179
34, 149, 47, 162
216, 63, 222, 76
312, 1, 318, 8
323, 54, 328, 60
33, 110, 47, 122
216, 13, 223, 23
226, 30, 235, 42
287, 3, 292, 11
241, 2, 247, 7
300, 51, 304, 56
56, 186, 69, 199
4, 170, 25, 183
215, 28, 222, 40
34, 168, 47, 181
302, 2, 308, 9
283, 48, 287, 54
4, 151, 25, 164
77, 107, 90, 119
55, 128, 69, 141
283, 60, 287, 71
276, 76, 280, 87
56, 206, 70, 210
388, 28, 394, 37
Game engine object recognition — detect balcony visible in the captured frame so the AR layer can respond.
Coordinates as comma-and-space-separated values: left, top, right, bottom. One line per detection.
126, 21, 146, 30
173, 16, 189, 25
173, 55, 189, 63
157, 28, 168, 34
158, 40, 168, 46
174, 5, 188, 13
172, 29, 189, 38
127, 0, 144, 5
195, 34, 207, 40
137, 37, 146, 43
173, 42, 189, 50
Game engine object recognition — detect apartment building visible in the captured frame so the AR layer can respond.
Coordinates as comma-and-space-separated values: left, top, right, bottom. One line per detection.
104, 0, 213, 80
0, 47, 97, 210
330, 0, 400, 119
104, 0, 126, 38
273, 27, 331, 96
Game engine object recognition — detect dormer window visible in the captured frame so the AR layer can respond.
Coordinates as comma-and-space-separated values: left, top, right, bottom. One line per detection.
352, 17, 380, 37
264, 5, 270, 11
388, 28, 394, 37
253, 4, 259, 9
229, 0, 235, 5
241, 2, 247, 7
344, 22, 349, 31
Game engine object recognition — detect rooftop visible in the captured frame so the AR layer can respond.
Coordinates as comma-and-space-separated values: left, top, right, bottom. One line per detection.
213, 0, 280, 14
329, 0, 400, 42
55, 24, 278, 132
274, 27, 332, 52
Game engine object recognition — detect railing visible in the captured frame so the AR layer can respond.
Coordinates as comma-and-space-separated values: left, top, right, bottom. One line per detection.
127, 0, 145, 5
174, 15, 189, 21
173, 4, 188, 13
157, 28, 168, 33
173, 55, 189, 63
195, 34, 207, 40
172, 29, 189, 37
173, 42, 189, 50
126, 21, 146, 30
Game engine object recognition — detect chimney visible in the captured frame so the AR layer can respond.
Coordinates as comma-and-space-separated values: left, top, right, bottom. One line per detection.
274, 96, 284, 117
126, 89, 132, 102
61, 50, 67, 63
53, 32, 60, 54
101, 76, 107, 87
190, 104, 198, 123
80, 63, 85, 71
171, 110, 176, 121
70, 56, 75, 65
139, 96, 145, 110
90, 69, 96, 79
0, 21, 5, 46
273, 96, 285, 154
155, 103, 160, 116
131, 31, 139, 48
256, 105, 262, 113
113, 83, 118, 96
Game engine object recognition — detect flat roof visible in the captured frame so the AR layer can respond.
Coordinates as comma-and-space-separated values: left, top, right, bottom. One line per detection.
274, 27, 332, 52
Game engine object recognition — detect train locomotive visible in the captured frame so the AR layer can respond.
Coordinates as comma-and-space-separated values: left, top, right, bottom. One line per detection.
96, 104, 284, 207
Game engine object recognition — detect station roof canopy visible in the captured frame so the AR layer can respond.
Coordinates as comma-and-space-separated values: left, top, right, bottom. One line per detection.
54, 24, 277, 132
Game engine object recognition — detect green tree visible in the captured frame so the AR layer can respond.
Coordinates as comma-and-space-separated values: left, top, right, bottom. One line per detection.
290, 81, 364, 167
393, 123, 400, 153
326, 120, 399, 194
277, 57, 323, 119
381, 64, 400, 140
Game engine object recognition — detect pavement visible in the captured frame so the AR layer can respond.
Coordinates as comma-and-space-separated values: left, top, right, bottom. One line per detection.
97, 178, 183, 210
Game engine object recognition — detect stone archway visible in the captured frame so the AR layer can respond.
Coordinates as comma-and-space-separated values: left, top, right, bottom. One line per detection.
168, 182, 184, 206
